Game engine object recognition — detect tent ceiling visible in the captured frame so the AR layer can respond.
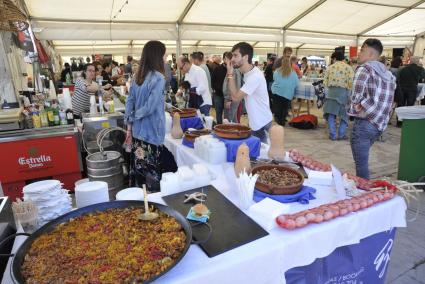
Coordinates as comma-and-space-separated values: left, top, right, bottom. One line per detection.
25, 0, 425, 52
25, 0, 191, 22
366, 3, 425, 36
290, 0, 403, 34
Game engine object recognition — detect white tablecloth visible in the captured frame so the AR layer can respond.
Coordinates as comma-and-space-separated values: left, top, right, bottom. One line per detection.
147, 174, 406, 284
2, 142, 407, 284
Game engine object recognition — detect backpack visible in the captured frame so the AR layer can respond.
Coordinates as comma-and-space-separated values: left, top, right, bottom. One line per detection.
289, 114, 318, 129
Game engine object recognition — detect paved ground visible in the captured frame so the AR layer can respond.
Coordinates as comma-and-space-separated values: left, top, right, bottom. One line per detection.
231, 103, 425, 284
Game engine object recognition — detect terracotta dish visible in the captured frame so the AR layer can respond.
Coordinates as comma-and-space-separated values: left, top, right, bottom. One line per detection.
213, 124, 251, 139
183, 129, 211, 143
171, 108, 197, 118
252, 165, 304, 195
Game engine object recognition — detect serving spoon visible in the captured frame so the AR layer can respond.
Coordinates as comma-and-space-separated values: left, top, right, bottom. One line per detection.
139, 184, 158, 221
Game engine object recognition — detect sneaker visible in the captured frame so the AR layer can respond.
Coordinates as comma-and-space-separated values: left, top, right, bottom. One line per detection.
337, 136, 348, 141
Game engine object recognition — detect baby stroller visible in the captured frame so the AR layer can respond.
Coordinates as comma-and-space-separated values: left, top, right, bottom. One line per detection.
312, 80, 326, 109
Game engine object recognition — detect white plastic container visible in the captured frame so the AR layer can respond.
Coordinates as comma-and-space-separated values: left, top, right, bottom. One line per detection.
160, 172, 181, 195
177, 166, 194, 181
192, 163, 209, 176
207, 141, 227, 164
192, 163, 211, 187
179, 179, 199, 191
194, 138, 202, 157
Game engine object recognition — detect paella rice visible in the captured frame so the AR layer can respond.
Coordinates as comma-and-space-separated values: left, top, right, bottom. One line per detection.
21, 207, 187, 284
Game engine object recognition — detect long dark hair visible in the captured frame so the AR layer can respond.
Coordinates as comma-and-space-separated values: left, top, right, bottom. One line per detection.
135, 41, 166, 85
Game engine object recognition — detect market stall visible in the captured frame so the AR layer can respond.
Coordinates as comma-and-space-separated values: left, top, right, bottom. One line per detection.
2, 154, 406, 284
0, 110, 408, 284
0, 1, 420, 282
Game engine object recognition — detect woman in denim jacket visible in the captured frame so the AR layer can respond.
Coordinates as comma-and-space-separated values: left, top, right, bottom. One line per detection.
125, 41, 177, 192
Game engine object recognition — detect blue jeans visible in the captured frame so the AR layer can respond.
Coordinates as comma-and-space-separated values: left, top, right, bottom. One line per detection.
328, 114, 348, 140
350, 118, 382, 179
199, 104, 211, 116
213, 95, 224, 124
252, 121, 272, 143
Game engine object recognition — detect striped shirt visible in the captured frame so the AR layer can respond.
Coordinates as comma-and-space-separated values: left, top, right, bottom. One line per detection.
72, 78, 91, 116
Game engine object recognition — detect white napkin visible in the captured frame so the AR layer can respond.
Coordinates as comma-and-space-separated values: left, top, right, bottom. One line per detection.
249, 198, 291, 231
306, 169, 333, 186
236, 170, 258, 210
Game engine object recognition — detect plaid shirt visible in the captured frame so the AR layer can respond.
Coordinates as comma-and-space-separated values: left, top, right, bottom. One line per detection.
348, 63, 396, 131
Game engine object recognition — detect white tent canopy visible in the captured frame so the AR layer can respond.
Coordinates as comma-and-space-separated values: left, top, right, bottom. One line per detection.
22, 0, 425, 56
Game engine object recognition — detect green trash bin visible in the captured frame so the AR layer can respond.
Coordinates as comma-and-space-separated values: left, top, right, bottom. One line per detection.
397, 118, 425, 182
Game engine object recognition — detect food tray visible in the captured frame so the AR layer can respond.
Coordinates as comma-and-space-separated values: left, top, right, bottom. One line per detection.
171, 108, 197, 118
252, 164, 304, 195
213, 124, 251, 139
183, 129, 211, 143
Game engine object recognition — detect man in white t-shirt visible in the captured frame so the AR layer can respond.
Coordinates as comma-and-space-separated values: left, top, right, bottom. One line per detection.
226, 42, 273, 142
177, 56, 212, 115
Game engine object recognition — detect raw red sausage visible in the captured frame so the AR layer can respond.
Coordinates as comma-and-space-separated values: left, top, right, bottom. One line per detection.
295, 216, 308, 228
323, 210, 334, 221
305, 212, 316, 223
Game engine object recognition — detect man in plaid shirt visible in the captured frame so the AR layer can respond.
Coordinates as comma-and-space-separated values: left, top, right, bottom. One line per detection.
348, 38, 396, 179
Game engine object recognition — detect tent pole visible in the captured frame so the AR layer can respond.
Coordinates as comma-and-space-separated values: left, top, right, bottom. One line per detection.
276, 41, 280, 56
282, 29, 287, 49
176, 23, 182, 80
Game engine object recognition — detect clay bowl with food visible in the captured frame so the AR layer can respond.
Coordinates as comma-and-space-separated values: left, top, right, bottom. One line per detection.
171, 108, 197, 118
252, 164, 304, 195
184, 129, 211, 143
213, 124, 251, 139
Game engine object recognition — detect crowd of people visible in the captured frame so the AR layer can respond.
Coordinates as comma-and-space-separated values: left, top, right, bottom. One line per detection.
58, 38, 425, 190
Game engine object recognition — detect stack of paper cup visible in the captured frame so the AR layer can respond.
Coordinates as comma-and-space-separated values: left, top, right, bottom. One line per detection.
75, 181, 109, 208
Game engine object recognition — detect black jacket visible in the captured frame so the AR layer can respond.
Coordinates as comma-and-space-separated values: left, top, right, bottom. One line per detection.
211, 63, 227, 96
264, 64, 274, 83
60, 68, 71, 82
398, 63, 425, 90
